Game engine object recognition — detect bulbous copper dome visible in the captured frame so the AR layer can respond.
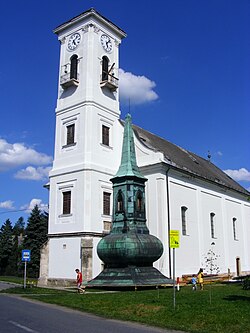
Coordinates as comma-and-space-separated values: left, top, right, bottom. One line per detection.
97, 232, 163, 268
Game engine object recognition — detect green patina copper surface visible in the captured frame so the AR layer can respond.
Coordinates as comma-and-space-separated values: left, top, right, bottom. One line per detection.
114, 113, 145, 179
88, 114, 173, 287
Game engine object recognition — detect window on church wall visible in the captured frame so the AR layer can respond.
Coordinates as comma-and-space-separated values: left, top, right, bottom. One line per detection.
102, 56, 109, 81
103, 192, 111, 215
66, 124, 75, 145
102, 125, 110, 146
62, 191, 71, 215
181, 206, 188, 236
233, 217, 238, 240
70, 54, 78, 80
210, 213, 215, 238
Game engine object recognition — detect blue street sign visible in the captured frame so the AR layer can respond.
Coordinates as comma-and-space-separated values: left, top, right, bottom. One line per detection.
22, 249, 31, 262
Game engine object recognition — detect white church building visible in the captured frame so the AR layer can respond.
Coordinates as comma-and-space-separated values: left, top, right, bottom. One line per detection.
39, 8, 250, 286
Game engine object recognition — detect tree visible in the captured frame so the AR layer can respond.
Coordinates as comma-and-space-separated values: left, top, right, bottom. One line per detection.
203, 246, 220, 276
7, 216, 26, 276
13, 217, 25, 236
22, 205, 48, 278
0, 219, 13, 275
5, 233, 19, 276
203, 243, 220, 304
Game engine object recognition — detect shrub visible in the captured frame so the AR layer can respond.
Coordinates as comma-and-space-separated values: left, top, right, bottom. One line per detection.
242, 277, 250, 290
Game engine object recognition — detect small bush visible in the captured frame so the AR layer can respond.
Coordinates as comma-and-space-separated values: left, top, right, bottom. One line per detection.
242, 277, 250, 290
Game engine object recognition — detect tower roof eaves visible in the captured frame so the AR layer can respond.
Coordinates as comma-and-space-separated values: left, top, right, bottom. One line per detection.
53, 8, 127, 38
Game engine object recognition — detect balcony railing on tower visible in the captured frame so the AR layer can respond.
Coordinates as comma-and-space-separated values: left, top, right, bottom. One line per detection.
100, 72, 118, 91
60, 72, 79, 89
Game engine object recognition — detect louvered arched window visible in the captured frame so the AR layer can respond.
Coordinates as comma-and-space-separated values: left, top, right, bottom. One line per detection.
102, 56, 109, 81
70, 54, 78, 80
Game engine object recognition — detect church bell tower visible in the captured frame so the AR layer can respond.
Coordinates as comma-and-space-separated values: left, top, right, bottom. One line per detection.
45, 9, 126, 283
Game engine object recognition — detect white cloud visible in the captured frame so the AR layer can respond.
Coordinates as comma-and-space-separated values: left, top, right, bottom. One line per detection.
0, 139, 52, 171
0, 200, 15, 210
15, 166, 52, 181
119, 69, 159, 105
224, 168, 250, 182
21, 198, 48, 213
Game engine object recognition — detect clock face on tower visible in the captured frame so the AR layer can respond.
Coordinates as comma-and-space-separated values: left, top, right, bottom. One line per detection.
100, 34, 113, 53
67, 33, 81, 51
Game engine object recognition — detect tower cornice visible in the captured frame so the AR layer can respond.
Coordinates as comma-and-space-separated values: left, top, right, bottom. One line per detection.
53, 8, 127, 39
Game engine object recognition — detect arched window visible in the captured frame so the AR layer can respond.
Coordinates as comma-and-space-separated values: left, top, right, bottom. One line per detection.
210, 213, 215, 238
70, 54, 78, 80
117, 190, 124, 212
136, 191, 143, 212
233, 217, 237, 240
181, 206, 188, 235
102, 56, 109, 81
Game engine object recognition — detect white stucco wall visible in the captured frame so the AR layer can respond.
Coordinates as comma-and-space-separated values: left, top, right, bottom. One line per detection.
49, 237, 81, 279
44, 10, 250, 284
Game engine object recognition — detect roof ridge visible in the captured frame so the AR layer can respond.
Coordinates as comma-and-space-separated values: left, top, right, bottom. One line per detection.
119, 118, 249, 197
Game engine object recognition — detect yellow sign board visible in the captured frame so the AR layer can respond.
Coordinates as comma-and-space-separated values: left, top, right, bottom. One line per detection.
170, 230, 180, 248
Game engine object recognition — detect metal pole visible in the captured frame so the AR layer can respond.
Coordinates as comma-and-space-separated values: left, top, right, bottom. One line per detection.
166, 168, 172, 278
24, 261, 27, 289
173, 248, 176, 310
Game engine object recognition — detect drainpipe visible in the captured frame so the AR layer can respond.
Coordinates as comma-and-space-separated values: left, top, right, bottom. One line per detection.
166, 166, 172, 278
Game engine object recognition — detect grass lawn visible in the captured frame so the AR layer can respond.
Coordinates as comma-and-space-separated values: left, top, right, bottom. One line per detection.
0, 276, 24, 284
1, 283, 250, 333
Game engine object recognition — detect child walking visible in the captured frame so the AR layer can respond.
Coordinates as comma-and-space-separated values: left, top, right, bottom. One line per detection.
191, 274, 197, 291
75, 268, 85, 294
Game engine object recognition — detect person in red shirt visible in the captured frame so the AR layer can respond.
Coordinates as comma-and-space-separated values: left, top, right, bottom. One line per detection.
75, 269, 85, 293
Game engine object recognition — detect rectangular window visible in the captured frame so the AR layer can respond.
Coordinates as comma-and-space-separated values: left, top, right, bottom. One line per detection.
103, 192, 111, 215
63, 191, 71, 215
66, 124, 75, 145
102, 125, 109, 146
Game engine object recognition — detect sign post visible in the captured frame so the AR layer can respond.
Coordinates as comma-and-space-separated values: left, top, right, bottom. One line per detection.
169, 230, 180, 310
22, 250, 31, 289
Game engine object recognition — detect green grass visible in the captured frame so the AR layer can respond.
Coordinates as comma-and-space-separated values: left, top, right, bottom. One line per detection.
0, 276, 24, 284
0, 286, 67, 294
1, 283, 250, 333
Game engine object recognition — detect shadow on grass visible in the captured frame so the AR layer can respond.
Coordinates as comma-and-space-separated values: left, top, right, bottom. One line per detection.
223, 295, 250, 302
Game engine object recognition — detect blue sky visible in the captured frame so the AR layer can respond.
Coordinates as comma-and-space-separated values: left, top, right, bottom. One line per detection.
0, 0, 249, 225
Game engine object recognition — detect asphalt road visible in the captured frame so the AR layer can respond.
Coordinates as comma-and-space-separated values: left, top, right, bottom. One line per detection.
0, 291, 186, 333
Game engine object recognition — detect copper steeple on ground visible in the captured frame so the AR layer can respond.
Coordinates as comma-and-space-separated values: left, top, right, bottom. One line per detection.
88, 114, 173, 287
